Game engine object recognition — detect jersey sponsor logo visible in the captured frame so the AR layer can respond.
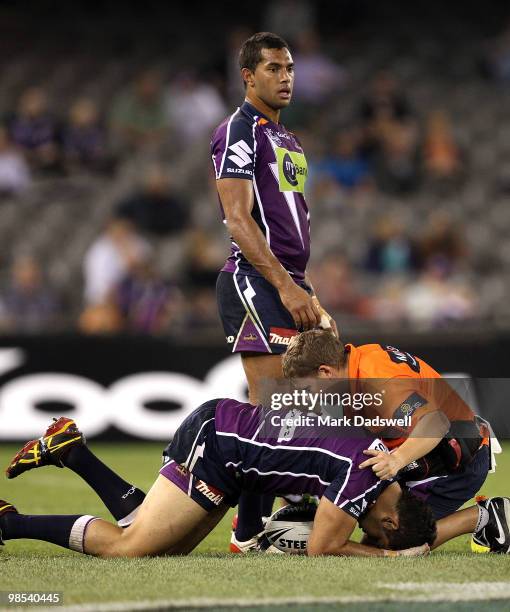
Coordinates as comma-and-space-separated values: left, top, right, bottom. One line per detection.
195, 479, 224, 506
393, 392, 427, 420
227, 140, 253, 168
226, 167, 252, 175
283, 152, 299, 186
264, 127, 291, 147
269, 327, 298, 345
275, 147, 307, 193
380, 345, 421, 374
243, 333, 258, 342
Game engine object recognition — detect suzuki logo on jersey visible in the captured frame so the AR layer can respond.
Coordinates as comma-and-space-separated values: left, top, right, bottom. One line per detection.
227, 140, 253, 168
269, 327, 298, 345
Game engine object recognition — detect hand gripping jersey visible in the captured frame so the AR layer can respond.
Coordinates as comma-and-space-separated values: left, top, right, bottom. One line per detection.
211, 101, 310, 283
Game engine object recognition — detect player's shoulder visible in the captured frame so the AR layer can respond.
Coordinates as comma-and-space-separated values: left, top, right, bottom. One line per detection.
212, 106, 256, 145
356, 343, 427, 377
216, 398, 254, 410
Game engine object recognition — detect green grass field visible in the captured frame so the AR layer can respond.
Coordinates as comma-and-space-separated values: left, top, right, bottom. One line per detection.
1, 441, 510, 611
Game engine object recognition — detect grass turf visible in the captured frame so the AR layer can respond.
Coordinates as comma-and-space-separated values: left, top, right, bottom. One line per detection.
0, 441, 509, 609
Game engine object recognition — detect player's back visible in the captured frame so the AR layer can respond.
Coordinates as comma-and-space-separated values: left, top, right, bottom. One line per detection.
213, 398, 389, 518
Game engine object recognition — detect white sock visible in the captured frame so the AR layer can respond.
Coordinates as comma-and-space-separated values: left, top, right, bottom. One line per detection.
475, 505, 489, 533
68, 515, 100, 553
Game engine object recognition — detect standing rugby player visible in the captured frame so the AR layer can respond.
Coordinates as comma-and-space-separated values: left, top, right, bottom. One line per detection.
211, 32, 336, 549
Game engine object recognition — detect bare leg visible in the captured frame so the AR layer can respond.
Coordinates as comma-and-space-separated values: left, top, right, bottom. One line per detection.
235, 353, 282, 541
241, 353, 282, 404
84, 476, 228, 558
432, 506, 478, 550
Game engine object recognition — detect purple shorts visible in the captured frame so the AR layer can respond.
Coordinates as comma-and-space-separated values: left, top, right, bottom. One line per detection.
159, 399, 241, 511
216, 271, 311, 354
160, 460, 226, 512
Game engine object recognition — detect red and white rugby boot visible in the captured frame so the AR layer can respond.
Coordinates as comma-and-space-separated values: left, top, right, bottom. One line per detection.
6, 417, 84, 479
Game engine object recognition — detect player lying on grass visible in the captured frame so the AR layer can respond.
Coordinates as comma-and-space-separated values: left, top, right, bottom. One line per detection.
1, 404, 440, 558
281, 329, 507, 553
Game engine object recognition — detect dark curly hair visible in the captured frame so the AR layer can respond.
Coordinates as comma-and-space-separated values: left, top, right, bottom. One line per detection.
385, 488, 437, 550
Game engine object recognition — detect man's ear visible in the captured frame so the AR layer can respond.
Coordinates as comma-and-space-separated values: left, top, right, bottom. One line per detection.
382, 515, 399, 531
318, 365, 333, 378
241, 68, 254, 88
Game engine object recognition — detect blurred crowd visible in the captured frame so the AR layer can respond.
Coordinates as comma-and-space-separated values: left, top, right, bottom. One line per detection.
0, 0, 507, 336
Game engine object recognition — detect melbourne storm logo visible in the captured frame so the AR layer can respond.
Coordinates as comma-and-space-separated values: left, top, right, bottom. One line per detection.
283, 153, 299, 186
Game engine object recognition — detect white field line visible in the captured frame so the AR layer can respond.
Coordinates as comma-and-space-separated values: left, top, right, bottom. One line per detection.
30, 582, 510, 612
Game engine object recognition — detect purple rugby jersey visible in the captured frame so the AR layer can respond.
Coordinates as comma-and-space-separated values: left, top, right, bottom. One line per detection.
211, 101, 310, 283
213, 399, 392, 520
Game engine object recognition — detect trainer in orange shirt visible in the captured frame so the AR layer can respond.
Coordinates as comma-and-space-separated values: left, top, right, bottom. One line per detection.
282, 330, 488, 482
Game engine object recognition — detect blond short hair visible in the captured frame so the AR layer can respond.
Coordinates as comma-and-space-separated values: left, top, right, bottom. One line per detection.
282, 330, 345, 378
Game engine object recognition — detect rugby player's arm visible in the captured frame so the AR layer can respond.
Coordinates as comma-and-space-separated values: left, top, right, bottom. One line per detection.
391, 409, 450, 467
216, 177, 320, 330
307, 498, 426, 557
304, 272, 339, 337
360, 411, 450, 480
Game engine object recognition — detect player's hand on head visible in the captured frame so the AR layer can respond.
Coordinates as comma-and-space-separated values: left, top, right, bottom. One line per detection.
359, 449, 404, 480
312, 297, 338, 337
279, 282, 321, 330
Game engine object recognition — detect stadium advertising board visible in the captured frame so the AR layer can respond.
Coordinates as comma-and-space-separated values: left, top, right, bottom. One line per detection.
0, 334, 508, 440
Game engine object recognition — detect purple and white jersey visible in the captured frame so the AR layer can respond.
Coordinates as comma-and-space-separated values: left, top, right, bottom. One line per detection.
214, 399, 392, 520
211, 101, 310, 283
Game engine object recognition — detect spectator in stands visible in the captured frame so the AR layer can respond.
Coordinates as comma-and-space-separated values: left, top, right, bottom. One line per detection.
82, 218, 151, 306
289, 30, 346, 125
0, 253, 61, 332
0, 126, 31, 196
308, 251, 366, 315
360, 71, 413, 128
181, 229, 225, 329
420, 211, 467, 272
263, 0, 317, 46
403, 256, 478, 328
481, 22, 510, 83
292, 30, 347, 103
109, 69, 167, 152
319, 129, 372, 192
115, 164, 188, 236
225, 27, 252, 104
6, 87, 60, 174
62, 98, 112, 173
165, 72, 226, 144
184, 229, 225, 289
365, 216, 420, 275
423, 110, 465, 192
110, 259, 183, 334
373, 121, 421, 194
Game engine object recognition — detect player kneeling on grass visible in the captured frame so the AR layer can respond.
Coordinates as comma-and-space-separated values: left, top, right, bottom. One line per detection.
2, 403, 439, 558
280, 329, 509, 554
